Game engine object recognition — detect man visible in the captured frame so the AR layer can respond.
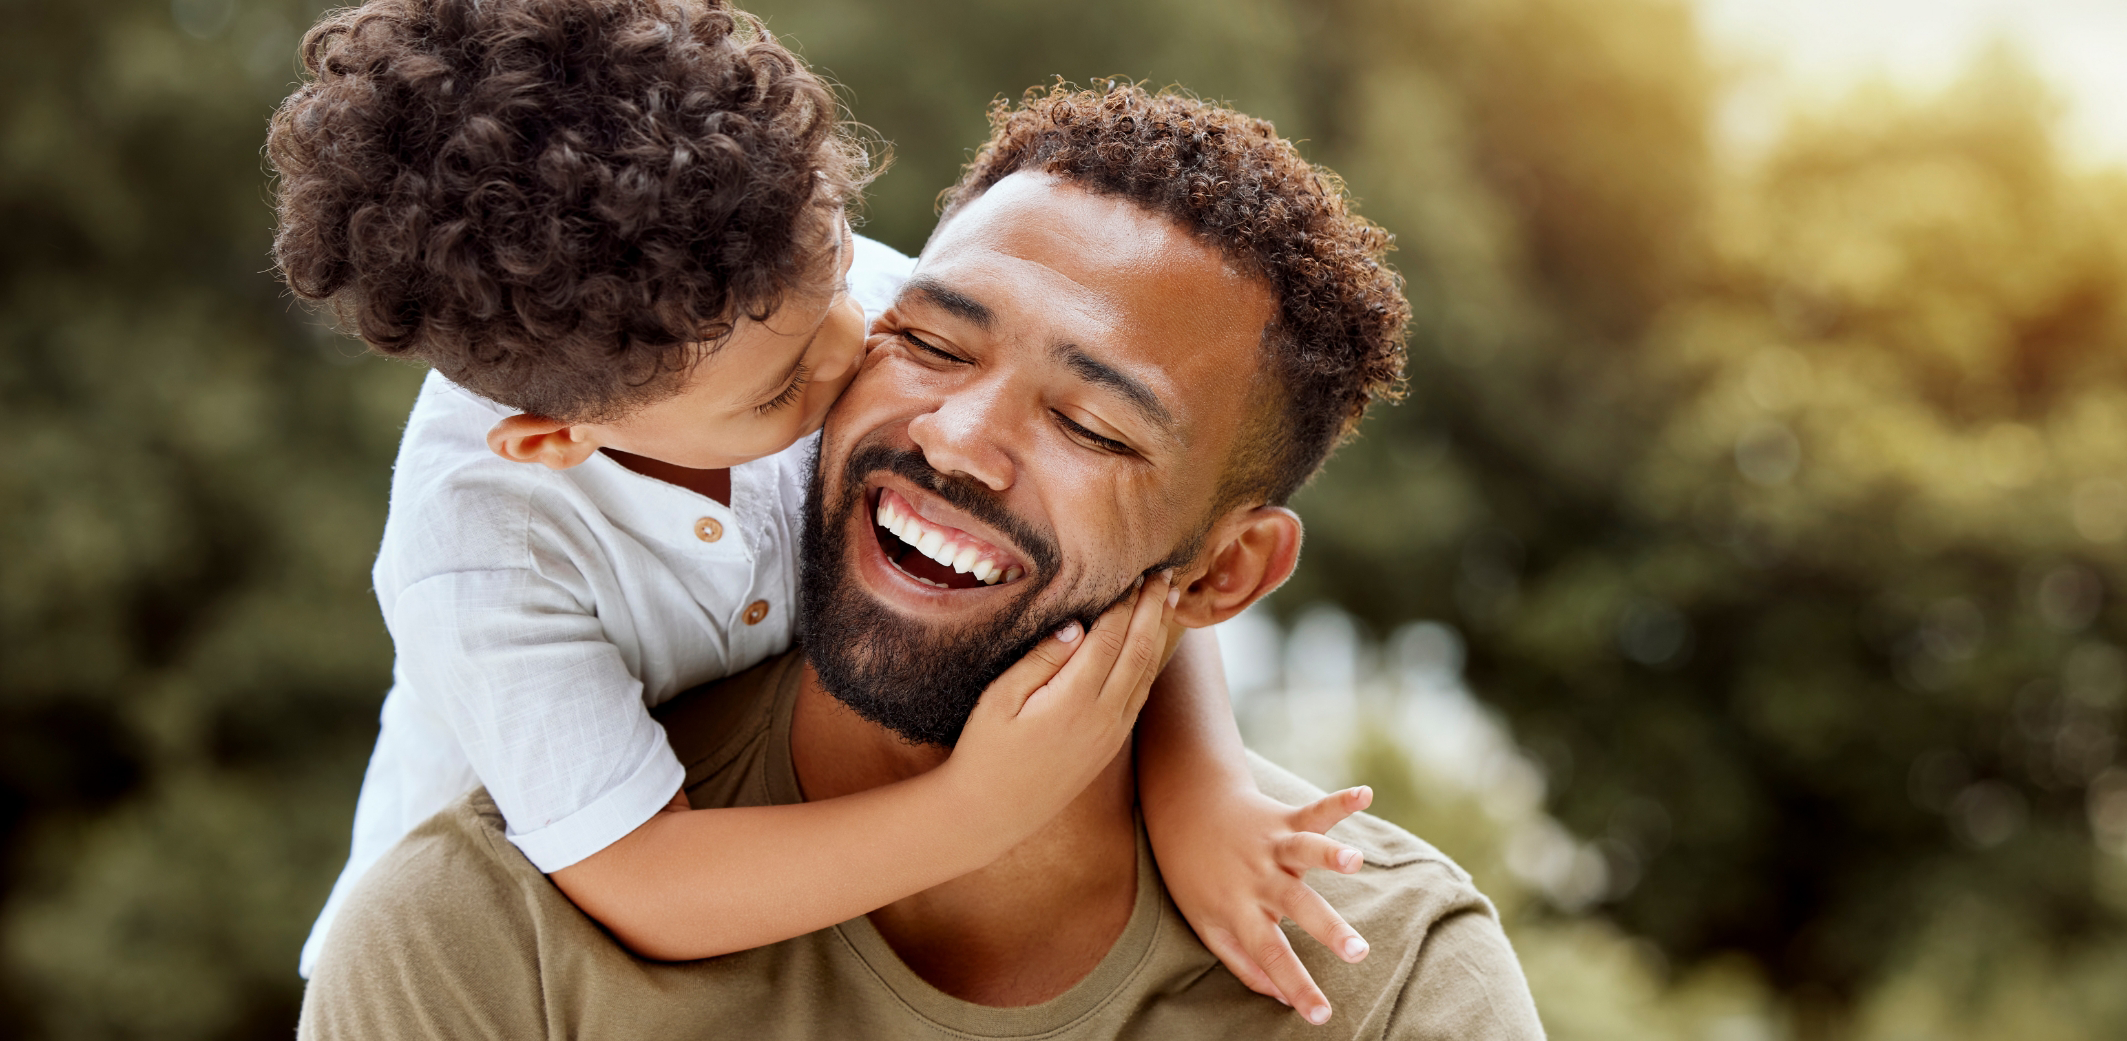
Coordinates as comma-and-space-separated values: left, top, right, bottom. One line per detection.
300, 85, 1545, 1039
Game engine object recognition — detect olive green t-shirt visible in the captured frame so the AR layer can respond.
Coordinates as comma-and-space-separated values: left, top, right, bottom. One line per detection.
300, 652, 1545, 1040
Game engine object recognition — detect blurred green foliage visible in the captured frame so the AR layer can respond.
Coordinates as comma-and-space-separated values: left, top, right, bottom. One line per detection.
3, 0, 423, 1036
4, 0, 2125, 1037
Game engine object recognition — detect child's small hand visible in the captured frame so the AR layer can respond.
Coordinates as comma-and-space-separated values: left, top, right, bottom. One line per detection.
1154, 784, 1377, 1025
942, 570, 1179, 839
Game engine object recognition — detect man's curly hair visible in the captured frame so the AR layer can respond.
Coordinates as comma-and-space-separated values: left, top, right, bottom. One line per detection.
267, 0, 869, 421
942, 83, 1408, 506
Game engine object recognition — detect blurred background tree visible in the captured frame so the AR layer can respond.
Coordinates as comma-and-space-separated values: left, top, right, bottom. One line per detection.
4, 0, 2124, 1038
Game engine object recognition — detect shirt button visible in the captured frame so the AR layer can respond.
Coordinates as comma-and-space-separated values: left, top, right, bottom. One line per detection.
743, 600, 770, 626
694, 517, 724, 543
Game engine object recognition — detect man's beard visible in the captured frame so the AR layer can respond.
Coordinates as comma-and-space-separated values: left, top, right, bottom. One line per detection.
796, 440, 1127, 747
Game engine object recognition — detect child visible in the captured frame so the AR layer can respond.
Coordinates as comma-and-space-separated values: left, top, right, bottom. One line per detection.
270, 0, 1373, 1024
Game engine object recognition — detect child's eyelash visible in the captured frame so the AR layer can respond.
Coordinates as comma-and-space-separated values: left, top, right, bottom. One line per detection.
757, 363, 810, 414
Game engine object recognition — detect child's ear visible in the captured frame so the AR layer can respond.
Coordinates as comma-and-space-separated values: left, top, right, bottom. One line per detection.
1173, 505, 1302, 628
487, 414, 601, 470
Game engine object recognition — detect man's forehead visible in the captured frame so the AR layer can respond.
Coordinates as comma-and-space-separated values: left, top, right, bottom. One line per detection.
911, 173, 1275, 396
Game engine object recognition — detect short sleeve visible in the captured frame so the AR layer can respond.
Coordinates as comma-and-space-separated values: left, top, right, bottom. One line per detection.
390, 569, 687, 872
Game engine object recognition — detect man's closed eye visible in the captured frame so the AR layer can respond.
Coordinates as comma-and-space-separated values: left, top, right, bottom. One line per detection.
899, 330, 966, 365
1055, 412, 1134, 455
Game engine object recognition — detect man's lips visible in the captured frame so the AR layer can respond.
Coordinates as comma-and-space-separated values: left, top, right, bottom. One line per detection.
871, 487, 1027, 590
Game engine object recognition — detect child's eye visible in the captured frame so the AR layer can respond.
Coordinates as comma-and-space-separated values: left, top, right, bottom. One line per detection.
756, 363, 810, 415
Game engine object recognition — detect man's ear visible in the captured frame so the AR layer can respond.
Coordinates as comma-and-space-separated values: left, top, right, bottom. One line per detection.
1174, 505, 1302, 628
487, 414, 601, 470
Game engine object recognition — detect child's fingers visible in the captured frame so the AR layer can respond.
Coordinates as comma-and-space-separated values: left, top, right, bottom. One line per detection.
1243, 919, 1333, 1025
1275, 832, 1365, 876
1291, 786, 1373, 835
1025, 588, 1140, 712
1198, 925, 1287, 1003
975, 621, 1088, 717
1277, 878, 1370, 965
1098, 570, 1175, 723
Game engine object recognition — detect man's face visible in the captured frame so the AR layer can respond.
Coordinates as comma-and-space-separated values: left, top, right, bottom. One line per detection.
798, 173, 1277, 745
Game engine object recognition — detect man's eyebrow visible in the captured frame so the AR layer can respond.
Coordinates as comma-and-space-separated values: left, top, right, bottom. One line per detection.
1054, 343, 1176, 434
902, 275, 994, 329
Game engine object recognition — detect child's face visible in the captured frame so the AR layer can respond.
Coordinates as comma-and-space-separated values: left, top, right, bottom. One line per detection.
582, 214, 865, 470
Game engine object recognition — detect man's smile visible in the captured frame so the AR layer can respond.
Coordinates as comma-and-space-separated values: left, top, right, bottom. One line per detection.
872, 488, 1028, 589
862, 480, 1033, 597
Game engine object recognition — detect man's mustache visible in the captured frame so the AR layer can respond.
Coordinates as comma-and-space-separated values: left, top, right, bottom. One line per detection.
842, 440, 1062, 581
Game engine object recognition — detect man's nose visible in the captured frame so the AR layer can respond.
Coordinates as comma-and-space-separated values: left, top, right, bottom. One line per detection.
906, 382, 1016, 492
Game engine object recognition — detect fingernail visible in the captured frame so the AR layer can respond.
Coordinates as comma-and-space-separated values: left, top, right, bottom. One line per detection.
1343, 936, 1369, 959
1166, 585, 1181, 608
1307, 1005, 1330, 1025
1338, 848, 1361, 871
1160, 567, 1176, 583
1055, 622, 1082, 643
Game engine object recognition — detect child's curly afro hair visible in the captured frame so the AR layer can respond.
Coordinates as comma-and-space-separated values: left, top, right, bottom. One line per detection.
267, 0, 870, 421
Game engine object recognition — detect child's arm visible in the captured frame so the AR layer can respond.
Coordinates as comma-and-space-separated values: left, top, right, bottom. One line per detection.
550, 572, 1178, 961
1137, 627, 1377, 1027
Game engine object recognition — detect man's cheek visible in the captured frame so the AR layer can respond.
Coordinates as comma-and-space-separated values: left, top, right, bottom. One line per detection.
839, 359, 944, 427
1082, 488, 1171, 574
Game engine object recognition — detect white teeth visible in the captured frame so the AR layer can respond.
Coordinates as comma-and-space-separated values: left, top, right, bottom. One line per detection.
877, 491, 1022, 588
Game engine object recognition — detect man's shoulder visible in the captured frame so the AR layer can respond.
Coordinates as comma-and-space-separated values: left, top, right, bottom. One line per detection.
300, 791, 571, 1039
1248, 752, 1469, 883
1239, 752, 1547, 1040
316, 791, 546, 948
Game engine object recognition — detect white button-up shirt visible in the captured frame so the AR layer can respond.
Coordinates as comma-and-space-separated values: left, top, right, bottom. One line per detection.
300, 235, 913, 976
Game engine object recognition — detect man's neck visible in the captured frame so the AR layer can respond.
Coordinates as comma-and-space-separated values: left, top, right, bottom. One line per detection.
789, 663, 1140, 1006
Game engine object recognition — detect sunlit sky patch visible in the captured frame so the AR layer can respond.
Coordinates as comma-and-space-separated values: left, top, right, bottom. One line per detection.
1696, 0, 2127, 165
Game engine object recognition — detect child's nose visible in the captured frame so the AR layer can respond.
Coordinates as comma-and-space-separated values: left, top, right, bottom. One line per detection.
816, 294, 867, 381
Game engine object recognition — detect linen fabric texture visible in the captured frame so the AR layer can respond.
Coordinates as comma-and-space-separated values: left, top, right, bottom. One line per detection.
299, 652, 1547, 1040
297, 236, 917, 977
